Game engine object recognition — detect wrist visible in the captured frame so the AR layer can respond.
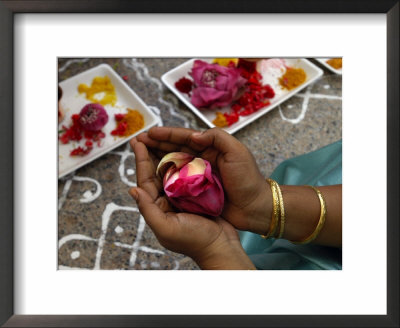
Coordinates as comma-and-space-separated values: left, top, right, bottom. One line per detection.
248, 179, 273, 235
254, 183, 320, 241
192, 240, 256, 270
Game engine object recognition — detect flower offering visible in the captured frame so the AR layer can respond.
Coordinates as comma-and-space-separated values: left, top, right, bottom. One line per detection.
156, 152, 225, 217
59, 103, 108, 157
189, 60, 247, 109
79, 103, 109, 131
173, 58, 308, 128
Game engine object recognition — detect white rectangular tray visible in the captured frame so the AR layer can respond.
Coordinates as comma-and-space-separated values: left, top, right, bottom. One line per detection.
58, 63, 159, 178
162, 58, 323, 134
316, 58, 342, 75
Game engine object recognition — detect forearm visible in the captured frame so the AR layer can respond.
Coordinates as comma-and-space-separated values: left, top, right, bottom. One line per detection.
280, 184, 342, 247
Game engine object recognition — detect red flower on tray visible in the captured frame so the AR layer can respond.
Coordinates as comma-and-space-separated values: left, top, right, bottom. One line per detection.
59, 104, 108, 157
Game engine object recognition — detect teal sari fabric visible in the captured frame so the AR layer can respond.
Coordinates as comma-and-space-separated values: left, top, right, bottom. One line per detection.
239, 140, 342, 270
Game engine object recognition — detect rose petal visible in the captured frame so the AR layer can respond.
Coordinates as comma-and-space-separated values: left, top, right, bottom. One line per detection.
156, 152, 194, 178
191, 88, 229, 108
164, 174, 205, 197
160, 152, 225, 217
215, 74, 229, 90
179, 158, 206, 177
167, 178, 224, 216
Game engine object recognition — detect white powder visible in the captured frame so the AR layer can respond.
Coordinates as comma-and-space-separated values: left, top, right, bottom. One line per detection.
258, 59, 287, 98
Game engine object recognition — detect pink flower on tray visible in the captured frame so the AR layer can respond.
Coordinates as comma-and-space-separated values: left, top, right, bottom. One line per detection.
79, 103, 109, 131
190, 60, 247, 109
156, 152, 225, 217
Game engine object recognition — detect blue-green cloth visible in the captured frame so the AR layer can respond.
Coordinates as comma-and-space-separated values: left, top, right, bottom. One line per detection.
239, 140, 342, 270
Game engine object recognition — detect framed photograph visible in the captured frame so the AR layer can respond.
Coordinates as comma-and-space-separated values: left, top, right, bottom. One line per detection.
1, 0, 398, 327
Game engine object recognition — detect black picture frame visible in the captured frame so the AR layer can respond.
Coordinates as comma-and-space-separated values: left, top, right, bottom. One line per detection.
1, 1, 398, 327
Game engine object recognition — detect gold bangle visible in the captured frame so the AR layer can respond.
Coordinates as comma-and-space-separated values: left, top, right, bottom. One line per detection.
261, 179, 280, 239
274, 180, 285, 239
290, 186, 326, 245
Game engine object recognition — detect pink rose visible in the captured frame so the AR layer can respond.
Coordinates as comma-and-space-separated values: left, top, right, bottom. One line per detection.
190, 60, 247, 109
156, 152, 225, 217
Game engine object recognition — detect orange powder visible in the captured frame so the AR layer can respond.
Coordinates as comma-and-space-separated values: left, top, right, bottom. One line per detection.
279, 68, 307, 90
326, 58, 342, 70
78, 76, 117, 106
116, 109, 144, 137
212, 112, 228, 128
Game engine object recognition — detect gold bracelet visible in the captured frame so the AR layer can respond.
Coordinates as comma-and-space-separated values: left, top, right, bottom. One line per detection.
290, 186, 326, 245
261, 179, 280, 239
274, 180, 285, 239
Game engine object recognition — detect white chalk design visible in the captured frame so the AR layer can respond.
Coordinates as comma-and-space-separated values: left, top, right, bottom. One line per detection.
70, 251, 80, 260
58, 202, 178, 269
162, 93, 202, 130
58, 178, 73, 210
148, 106, 164, 127
123, 58, 192, 128
83, 190, 93, 199
94, 203, 138, 269
128, 214, 146, 268
109, 142, 137, 187
138, 246, 164, 255
279, 87, 342, 124
114, 225, 124, 234
151, 262, 160, 268
58, 234, 97, 249
279, 86, 312, 124
58, 58, 89, 73
58, 175, 102, 207
72, 176, 102, 203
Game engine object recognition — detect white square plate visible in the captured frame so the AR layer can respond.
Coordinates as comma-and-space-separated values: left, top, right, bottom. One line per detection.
162, 58, 323, 134
316, 58, 342, 75
58, 63, 159, 178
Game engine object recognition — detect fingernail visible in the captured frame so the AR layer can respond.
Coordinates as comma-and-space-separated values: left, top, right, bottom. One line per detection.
192, 132, 203, 138
130, 188, 138, 201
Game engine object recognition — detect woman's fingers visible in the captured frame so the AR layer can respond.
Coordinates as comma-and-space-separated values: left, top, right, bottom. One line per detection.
137, 127, 248, 164
129, 187, 172, 237
148, 126, 197, 145
191, 127, 246, 159
130, 139, 162, 200
136, 127, 251, 168
143, 127, 205, 153
147, 148, 161, 168
137, 132, 198, 155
